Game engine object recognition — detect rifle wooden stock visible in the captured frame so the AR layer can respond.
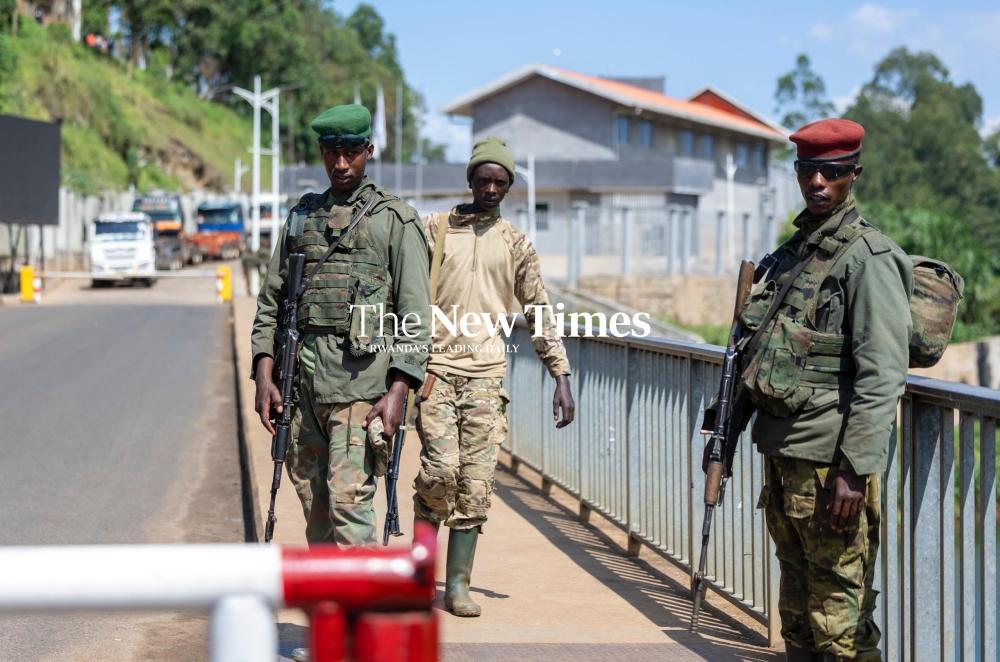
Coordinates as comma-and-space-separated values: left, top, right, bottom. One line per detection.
731, 260, 755, 333
691, 259, 755, 633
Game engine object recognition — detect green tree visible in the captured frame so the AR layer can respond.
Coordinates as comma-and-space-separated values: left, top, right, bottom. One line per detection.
844, 48, 1000, 250
775, 54, 835, 130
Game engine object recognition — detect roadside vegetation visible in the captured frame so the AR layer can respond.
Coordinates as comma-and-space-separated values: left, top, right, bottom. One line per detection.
0, 2, 442, 194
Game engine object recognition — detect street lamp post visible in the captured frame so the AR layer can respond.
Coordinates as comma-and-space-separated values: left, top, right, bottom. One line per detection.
514, 153, 536, 245
232, 76, 281, 296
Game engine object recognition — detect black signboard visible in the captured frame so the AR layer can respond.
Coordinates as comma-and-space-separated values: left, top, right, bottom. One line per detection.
0, 114, 60, 225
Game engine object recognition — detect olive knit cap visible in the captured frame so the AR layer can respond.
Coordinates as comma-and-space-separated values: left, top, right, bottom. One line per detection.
466, 136, 516, 183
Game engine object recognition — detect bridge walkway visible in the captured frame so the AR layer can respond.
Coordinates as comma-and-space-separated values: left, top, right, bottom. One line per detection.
233, 292, 780, 662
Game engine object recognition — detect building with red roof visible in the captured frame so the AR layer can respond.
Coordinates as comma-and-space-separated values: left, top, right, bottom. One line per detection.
284, 64, 802, 276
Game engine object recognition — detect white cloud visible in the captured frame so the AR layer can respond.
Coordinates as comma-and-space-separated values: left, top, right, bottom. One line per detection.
982, 116, 1000, 139
422, 113, 472, 163
832, 85, 862, 114
849, 4, 917, 34
808, 23, 833, 42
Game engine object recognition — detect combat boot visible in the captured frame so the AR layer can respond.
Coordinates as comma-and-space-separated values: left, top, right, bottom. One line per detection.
444, 526, 481, 617
784, 643, 823, 661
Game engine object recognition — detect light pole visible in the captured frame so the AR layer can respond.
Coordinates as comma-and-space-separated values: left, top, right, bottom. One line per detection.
234, 158, 250, 194
725, 153, 738, 273
514, 153, 536, 245
232, 76, 280, 296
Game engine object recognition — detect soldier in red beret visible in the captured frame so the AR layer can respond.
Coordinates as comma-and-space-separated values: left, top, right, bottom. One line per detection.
738, 118, 912, 661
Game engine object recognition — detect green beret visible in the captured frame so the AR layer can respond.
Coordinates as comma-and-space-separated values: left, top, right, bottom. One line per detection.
310, 104, 372, 140
467, 136, 515, 182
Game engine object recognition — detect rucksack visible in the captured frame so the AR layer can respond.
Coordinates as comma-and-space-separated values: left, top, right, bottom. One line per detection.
907, 256, 964, 368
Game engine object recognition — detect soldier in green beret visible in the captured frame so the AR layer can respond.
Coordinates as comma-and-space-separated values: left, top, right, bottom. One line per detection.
250, 104, 430, 553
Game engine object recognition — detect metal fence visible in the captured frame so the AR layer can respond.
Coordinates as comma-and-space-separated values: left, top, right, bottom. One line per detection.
504, 324, 999, 660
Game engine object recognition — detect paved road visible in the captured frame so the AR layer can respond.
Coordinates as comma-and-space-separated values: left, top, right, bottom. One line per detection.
0, 275, 245, 660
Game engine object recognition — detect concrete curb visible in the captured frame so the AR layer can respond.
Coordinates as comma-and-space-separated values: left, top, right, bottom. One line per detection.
229, 300, 263, 543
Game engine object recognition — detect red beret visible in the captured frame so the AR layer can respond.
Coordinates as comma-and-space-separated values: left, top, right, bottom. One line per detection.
790, 119, 865, 161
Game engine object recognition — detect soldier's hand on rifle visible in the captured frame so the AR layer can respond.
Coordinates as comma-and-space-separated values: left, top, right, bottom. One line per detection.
254, 356, 283, 435
829, 470, 865, 533
365, 372, 411, 439
553, 375, 575, 428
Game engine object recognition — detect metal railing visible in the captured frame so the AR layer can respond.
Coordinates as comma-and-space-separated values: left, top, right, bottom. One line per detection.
504, 324, 999, 660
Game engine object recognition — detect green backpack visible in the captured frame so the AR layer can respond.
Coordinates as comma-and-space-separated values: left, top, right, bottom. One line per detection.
907, 257, 964, 368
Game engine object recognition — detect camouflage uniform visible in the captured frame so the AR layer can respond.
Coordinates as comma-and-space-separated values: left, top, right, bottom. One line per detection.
413, 207, 570, 530
759, 458, 881, 660
743, 196, 912, 659
251, 178, 430, 546
414, 374, 508, 529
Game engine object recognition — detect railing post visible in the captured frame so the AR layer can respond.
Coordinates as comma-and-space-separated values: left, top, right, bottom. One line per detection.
910, 399, 943, 662
981, 416, 997, 662
209, 595, 276, 662
626, 344, 639, 543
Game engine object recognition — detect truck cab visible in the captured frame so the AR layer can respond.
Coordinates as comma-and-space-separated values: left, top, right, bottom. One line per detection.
89, 212, 157, 287
132, 196, 200, 268
193, 202, 245, 260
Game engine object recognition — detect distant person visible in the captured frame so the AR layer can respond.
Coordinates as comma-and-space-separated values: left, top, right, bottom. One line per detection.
739, 119, 911, 661
251, 104, 430, 549
413, 136, 575, 617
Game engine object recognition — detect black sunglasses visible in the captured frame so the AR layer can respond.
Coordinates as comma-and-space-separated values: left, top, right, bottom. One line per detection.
794, 160, 857, 180
318, 134, 370, 149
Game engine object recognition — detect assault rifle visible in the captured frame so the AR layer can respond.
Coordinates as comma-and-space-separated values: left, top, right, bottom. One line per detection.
264, 253, 305, 544
382, 375, 435, 545
381, 392, 410, 546
690, 260, 755, 632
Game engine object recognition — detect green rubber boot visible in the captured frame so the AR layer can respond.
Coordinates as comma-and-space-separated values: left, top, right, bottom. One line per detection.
444, 527, 481, 617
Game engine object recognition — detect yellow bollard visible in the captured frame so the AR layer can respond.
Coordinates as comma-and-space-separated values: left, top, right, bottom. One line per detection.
20, 265, 36, 303
217, 265, 232, 302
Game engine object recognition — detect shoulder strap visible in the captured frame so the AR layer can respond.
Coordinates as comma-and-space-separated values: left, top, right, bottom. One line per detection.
291, 193, 377, 304
429, 213, 447, 302
743, 208, 858, 362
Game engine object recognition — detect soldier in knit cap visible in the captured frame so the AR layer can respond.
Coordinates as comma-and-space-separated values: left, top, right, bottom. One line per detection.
413, 136, 575, 617
734, 118, 911, 661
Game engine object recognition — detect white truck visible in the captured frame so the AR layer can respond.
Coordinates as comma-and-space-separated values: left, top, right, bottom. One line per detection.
89, 212, 158, 288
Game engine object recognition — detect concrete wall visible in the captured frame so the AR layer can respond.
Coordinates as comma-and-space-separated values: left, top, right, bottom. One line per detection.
577, 274, 739, 326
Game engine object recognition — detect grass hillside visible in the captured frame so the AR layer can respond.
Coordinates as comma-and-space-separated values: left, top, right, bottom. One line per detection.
0, 21, 273, 194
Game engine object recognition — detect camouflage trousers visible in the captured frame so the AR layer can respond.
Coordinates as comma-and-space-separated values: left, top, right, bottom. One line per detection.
285, 378, 379, 547
759, 456, 881, 660
413, 373, 508, 530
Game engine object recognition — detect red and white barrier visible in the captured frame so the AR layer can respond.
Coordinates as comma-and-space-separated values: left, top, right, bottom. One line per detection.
0, 524, 438, 662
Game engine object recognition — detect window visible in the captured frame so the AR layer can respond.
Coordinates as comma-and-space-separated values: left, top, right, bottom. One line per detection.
736, 141, 749, 166
638, 120, 654, 148
616, 116, 631, 145
700, 133, 714, 160
680, 129, 694, 156
535, 203, 549, 232
753, 142, 766, 170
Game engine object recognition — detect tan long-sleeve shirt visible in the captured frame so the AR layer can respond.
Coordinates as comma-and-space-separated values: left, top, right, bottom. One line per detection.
423, 207, 570, 379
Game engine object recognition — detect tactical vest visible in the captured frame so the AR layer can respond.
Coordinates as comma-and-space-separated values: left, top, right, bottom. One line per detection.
738, 218, 874, 418
287, 193, 392, 353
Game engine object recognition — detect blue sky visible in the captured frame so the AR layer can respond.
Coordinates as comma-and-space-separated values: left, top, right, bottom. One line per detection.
335, 1, 1000, 162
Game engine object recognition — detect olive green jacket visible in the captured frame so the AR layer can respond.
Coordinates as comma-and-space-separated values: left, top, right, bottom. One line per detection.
751, 198, 914, 475
250, 178, 431, 403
